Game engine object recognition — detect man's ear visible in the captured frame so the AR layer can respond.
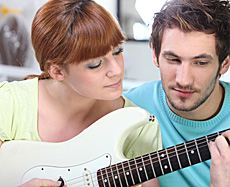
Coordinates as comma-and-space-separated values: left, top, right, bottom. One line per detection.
220, 55, 230, 75
152, 45, 159, 68
48, 64, 65, 81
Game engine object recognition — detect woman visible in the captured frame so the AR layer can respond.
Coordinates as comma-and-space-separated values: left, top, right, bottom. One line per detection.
0, 0, 161, 186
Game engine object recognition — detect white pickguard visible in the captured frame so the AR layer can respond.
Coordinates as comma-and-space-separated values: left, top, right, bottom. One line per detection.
0, 107, 151, 187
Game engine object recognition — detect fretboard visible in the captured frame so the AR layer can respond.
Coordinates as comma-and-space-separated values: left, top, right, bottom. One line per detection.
97, 128, 230, 187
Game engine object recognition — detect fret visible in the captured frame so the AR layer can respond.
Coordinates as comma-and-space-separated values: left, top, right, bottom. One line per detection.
186, 140, 201, 165
174, 145, 182, 169
142, 153, 155, 180
134, 158, 143, 183
157, 151, 165, 175
120, 162, 129, 186
109, 165, 119, 187
141, 156, 149, 181
128, 158, 141, 184
207, 132, 219, 142
151, 151, 163, 177
115, 163, 128, 187
165, 148, 173, 172
148, 153, 157, 178
205, 136, 209, 145
195, 139, 202, 162
105, 166, 112, 187
184, 142, 191, 166
98, 168, 108, 187
177, 143, 190, 168
196, 136, 211, 161
115, 164, 123, 187
97, 169, 103, 187
166, 146, 181, 171
121, 160, 134, 186
127, 160, 135, 185
157, 149, 171, 175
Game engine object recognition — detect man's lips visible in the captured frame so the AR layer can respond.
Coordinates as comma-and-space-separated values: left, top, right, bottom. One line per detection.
174, 88, 196, 98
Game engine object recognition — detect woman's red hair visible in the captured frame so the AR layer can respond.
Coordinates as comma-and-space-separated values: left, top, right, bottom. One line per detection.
25, 0, 125, 79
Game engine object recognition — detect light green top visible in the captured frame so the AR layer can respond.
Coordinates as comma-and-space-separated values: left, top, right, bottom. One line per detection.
0, 78, 162, 159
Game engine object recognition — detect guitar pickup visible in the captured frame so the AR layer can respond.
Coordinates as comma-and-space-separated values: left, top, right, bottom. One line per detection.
83, 168, 94, 187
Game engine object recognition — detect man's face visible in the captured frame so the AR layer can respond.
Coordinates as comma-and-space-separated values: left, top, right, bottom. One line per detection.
156, 27, 222, 119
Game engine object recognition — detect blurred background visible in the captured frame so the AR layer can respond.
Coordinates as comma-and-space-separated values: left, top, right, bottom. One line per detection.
0, 0, 229, 90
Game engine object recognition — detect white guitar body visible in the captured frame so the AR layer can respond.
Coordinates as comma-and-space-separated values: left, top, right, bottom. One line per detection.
0, 107, 151, 187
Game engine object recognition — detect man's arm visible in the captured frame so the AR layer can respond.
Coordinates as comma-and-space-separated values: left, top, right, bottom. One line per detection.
209, 130, 230, 187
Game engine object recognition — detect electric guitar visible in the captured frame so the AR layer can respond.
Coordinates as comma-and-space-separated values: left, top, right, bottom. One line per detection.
0, 107, 228, 187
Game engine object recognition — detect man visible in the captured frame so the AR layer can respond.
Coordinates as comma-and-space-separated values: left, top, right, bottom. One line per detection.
123, 0, 230, 186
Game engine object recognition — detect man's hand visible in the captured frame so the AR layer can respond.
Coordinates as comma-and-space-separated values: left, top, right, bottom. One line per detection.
209, 130, 230, 187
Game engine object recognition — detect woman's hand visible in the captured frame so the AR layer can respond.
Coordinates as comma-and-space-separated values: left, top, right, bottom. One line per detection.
18, 178, 65, 187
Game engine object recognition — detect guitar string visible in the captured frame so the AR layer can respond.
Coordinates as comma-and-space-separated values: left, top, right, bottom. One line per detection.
62, 133, 219, 186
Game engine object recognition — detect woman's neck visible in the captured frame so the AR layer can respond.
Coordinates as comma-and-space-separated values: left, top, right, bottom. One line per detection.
37, 79, 124, 142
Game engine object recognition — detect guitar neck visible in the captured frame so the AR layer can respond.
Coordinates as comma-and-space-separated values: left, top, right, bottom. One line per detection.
97, 128, 230, 187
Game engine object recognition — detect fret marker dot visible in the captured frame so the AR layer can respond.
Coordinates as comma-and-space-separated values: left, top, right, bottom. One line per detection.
126, 172, 130, 175
104, 179, 107, 183
164, 165, 168, 169
191, 150, 194, 154
161, 154, 165, 157
115, 176, 118, 179
139, 167, 143, 171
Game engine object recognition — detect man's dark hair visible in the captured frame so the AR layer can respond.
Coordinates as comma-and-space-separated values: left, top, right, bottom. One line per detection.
150, 0, 230, 64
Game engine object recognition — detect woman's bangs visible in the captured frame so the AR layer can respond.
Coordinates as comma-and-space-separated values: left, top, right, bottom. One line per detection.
69, 7, 125, 64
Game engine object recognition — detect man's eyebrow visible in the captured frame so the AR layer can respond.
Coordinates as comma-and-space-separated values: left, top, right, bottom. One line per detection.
162, 51, 213, 60
162, 51, 180, 57
193, 54, 213, 60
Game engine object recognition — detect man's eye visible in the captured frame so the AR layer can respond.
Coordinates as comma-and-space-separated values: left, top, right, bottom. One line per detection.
113, 47, 123, 56
88, 60, 102, 69
166, 57, 179, 62
196, 61, 208, 66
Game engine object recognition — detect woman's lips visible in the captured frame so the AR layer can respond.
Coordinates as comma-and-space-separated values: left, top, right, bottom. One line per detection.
105, 80, 122, 88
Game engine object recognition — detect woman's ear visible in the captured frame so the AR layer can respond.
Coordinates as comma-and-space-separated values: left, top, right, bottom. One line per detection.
48, 64, 65, 81
152, 45, 159, 68
220, 55, 230, 75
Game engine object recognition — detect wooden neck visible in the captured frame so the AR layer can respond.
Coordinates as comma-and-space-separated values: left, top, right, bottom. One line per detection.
97, 128, 230, 187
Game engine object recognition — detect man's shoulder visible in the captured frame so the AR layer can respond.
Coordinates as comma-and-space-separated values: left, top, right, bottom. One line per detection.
125, 80, 161, 93
220, 80, 230, 87
122, 80, 162, 103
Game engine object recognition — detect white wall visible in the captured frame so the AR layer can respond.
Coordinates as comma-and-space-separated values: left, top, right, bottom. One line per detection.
95, 0, 161, 85
123, 41, 160, 82
221, 71, 230, 82
95, 0, 117, 16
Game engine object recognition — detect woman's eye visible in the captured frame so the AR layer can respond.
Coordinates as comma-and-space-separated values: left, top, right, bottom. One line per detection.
88, 60, 102, 69
113, 47, 123, 56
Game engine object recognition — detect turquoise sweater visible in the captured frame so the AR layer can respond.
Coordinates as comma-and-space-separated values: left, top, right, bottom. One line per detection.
123, 80, 230, 187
